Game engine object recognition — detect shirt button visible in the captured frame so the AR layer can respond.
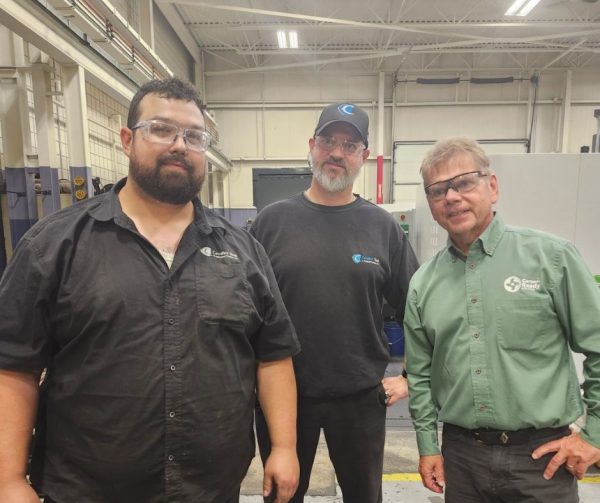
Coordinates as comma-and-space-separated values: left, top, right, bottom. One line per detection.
168, 318, 175, 325
479, 405, 486, 412
170, 364, 176, 371
169, 411, 175, 418
168, 454, 174, 461
469, 263, 475, 269
474, 332, 480, 339
471, 298, 477, 304
475, 368, 482, 374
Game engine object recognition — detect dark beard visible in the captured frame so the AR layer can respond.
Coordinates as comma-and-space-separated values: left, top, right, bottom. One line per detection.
129, 153, 204, 205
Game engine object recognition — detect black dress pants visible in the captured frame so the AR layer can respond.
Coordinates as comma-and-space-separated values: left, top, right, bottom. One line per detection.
256, 384, 387, 503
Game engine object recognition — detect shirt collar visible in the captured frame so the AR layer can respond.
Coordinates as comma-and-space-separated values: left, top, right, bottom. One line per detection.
87, 177, 224, 236
447, 214, 506, 258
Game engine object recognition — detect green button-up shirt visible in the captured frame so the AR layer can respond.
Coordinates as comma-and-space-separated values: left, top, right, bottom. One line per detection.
405, 216, 600, 456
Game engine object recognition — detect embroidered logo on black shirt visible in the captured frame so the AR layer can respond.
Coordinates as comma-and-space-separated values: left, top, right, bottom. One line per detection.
352, 254, 380, 266
200, 246, 239, 261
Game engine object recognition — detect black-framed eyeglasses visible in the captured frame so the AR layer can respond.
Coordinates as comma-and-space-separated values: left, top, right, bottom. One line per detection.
131, 120, 212, 152
424, 170, 489, 201
315, 135, 365, 156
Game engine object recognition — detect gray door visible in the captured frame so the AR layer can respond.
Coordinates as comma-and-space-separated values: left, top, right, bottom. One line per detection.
253, 168, 312, 212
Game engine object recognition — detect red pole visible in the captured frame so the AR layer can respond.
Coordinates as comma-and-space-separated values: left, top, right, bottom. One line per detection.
376, 155, 383, 204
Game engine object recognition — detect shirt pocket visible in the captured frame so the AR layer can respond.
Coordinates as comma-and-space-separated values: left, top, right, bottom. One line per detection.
195, 259, 253, 325
496, 299, 555, 350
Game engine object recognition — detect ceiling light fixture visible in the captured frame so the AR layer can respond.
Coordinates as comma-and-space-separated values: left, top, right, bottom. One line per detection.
289, 31, 298, 49
277, 30, 287, 49
505, 0, 541, 16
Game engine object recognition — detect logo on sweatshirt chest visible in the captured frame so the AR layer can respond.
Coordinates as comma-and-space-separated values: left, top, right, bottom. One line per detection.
352, 254, 380, 266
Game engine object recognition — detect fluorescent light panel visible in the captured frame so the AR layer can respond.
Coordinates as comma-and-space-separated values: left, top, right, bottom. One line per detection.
505, 0, 541, 16
505, 0, 528, 16
277, 30, 287, 49
289, 31, 298, 49
518, 0, 542, 16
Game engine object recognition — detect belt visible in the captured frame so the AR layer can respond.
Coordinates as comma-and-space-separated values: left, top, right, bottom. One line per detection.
443, 423, 570, 446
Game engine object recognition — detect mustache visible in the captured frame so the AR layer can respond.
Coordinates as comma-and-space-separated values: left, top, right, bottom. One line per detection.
325, 157, 346, 169
157, 154, 193, 171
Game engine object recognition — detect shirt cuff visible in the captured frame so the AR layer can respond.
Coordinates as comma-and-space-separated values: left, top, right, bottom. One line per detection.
416, 429, 441, 456
580, 413, 600, 449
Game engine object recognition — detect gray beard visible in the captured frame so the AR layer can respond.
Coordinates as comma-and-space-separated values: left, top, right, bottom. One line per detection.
309, 153, 359, 193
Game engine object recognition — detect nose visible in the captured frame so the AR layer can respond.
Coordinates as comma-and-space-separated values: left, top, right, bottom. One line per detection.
169, 132, 187, 152
329, 141, 346, 157
444, 184, 462, 201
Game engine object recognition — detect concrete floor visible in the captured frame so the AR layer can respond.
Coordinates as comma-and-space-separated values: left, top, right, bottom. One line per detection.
241, 361, 600, 502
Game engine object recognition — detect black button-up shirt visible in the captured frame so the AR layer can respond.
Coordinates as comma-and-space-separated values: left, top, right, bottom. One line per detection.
0, 179, 299, 503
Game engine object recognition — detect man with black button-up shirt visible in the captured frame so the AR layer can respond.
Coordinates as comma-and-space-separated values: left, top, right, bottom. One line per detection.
0, 78, 300, 503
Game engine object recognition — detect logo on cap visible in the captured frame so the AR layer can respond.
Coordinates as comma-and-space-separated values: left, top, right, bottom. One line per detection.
338, 104, 355, 116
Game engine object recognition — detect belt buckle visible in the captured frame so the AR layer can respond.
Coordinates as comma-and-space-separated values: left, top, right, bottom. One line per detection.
500, 431, 509, 444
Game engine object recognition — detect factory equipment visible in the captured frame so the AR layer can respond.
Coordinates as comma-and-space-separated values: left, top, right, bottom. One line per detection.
4, 166, 61, 249
593, 109, 600, 153
69, 166, 95, 203
378, 203, 416, 250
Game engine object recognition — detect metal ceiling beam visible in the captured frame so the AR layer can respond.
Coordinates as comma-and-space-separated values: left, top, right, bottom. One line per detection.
205, 33, 600, 76
158, 1, 495, 42
154, 1, 202, 62
204, 36, 539, 76
232, 47, 599, 56
185, 21, 600, 31
540, 39, 588, 71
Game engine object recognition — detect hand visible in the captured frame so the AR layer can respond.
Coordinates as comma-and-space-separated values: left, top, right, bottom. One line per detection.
381, 375, 408, 407
263, 446, 299, 503
419, 454, 445, 494
532, 431, 600, 480
0, 479, 41, 503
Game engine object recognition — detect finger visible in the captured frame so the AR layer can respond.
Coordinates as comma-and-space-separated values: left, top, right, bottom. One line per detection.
263, 475, 273, 497
575, 461, 590, 480
532, 438, 562, 460
543, 453, 567, 480
274, 481, 295, 502
421, 470, 443, 494
434, 462, 446, 490
275, 490, 292, 503
565, 458, 578, 471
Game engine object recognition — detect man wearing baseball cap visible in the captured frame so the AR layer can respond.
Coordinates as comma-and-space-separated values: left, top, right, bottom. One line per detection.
251, 103, 419, 502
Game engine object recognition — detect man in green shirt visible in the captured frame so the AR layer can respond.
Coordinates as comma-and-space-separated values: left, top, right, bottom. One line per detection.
405, 137, 600, 502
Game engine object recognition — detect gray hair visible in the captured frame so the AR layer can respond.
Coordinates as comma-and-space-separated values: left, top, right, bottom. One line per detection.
420, 137, 491, 181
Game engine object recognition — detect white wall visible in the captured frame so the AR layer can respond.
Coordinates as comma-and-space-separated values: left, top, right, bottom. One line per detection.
205, 69, 600, 209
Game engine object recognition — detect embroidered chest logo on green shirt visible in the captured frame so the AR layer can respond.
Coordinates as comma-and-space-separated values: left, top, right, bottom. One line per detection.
503, 275, 541, 293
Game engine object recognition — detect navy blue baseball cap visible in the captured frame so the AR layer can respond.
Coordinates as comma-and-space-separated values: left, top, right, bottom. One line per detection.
314, 103, 369, 147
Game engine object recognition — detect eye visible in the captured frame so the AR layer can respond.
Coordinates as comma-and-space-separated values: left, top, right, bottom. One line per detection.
343, 142, 358, 154
186, 130, 205, 145
455, 177, 476, 191
430, 187, 445, 198
149, 123, 175, 138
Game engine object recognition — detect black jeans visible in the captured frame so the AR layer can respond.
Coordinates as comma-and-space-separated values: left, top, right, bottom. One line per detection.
256, 384, 387, 503
442, 424, 578, 503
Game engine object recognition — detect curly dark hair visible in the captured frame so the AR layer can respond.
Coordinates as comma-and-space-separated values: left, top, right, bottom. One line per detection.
127, 77, 205, 129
